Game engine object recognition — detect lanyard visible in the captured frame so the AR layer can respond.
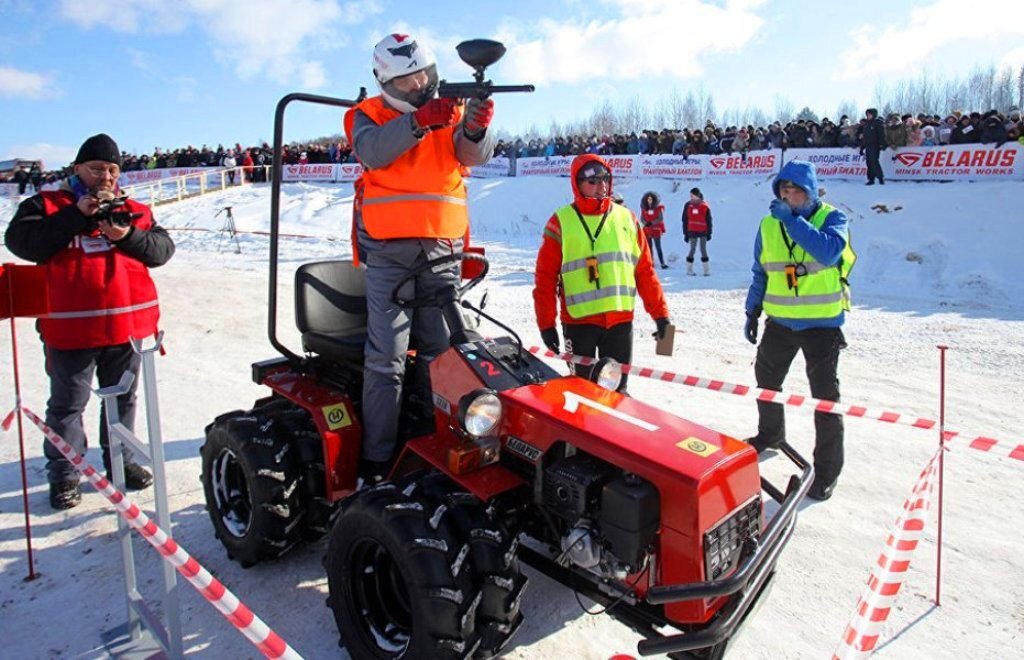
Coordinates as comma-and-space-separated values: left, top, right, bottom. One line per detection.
573, 204, 612, 286
572, 204, 612, 249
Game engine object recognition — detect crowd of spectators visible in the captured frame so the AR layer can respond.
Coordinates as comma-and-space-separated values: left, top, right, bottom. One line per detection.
493, 108, 1024, 159
3, 109, 1021, 188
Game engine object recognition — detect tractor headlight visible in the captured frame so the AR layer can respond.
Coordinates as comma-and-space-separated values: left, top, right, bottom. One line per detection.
458, 389, 502, 437
590, 357, 623, 392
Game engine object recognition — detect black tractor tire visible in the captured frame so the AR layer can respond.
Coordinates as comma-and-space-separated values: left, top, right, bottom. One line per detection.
271, 407, 338, 541
326, 483, 484, 660
401, 473, 527, 658
200, 402, 306, 566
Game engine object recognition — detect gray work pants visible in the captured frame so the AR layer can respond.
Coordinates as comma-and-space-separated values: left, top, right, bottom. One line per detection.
43, 343, 140, 483
359, 233, 461, 462
686, 236, 709, 263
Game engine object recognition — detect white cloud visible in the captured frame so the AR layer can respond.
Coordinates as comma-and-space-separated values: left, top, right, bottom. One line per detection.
837, 0, 1024, 79
1002, 46, 1024, 72
0, 66, 59, 98
492, 0, 767, 86
59, 0, 384, 89
1, 143, 78, 167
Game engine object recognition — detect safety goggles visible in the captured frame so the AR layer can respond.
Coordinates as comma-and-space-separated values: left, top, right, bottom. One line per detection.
579, 173, 611, 185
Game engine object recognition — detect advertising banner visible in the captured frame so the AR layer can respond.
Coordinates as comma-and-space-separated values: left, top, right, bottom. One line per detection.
515, 156, 574, 177
638, 154, 704, 179
884, 144, 1024, 181
336, 163, 362, 182
282, 163, 336, 182
468, 157, 512, 178
705, 150, 781, 179
781, 148, 868, 180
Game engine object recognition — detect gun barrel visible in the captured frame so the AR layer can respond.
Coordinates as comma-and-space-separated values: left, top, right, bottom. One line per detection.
437, 81, 535, 99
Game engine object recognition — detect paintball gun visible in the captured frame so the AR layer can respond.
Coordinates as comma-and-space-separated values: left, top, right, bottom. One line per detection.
437, 39, 535, 100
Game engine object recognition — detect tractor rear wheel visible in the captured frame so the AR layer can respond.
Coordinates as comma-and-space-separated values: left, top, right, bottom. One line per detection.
200, 403, 306, 566
326, 483, 483, 659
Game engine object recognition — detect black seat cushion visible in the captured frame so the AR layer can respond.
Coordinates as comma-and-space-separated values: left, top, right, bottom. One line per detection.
301, 328, 367, 365
295, 260, 368, 365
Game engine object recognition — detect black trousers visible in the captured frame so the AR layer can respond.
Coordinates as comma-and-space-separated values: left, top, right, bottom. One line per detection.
754, 320, 846, 484
865, 148, 884, 183
43, 343, 141, 483
563, 321, 633, 391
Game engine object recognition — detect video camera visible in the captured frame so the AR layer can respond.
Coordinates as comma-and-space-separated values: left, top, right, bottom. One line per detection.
94, 191, 142, 228
437, 39, 534, 100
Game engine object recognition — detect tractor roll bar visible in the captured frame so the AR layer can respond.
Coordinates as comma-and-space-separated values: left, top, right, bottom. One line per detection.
268, 93, 359, 364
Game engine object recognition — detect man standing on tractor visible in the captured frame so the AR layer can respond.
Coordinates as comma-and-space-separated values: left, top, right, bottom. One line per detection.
4, 133, 175, 509
533, 154, 671, 393
743, 160, 856, 501
344, 34, 496, 484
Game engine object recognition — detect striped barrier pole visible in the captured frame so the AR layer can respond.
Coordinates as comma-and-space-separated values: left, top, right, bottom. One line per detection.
833, 450, 939, 658
16, 405, 303, 660
528, 346, 1024, 463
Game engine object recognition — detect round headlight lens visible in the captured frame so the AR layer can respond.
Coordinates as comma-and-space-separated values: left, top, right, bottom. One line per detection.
594, 358, 623, 391
461, 391, 502, 437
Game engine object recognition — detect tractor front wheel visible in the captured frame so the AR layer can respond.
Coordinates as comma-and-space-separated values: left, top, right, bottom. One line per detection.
326, 483, 483, 659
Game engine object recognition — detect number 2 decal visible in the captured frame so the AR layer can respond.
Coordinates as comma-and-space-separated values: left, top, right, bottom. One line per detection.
480, 360, 500, 376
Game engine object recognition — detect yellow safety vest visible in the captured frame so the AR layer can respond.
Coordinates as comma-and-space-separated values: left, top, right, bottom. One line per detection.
759, 202, 856, 320
556, 203, 640, 318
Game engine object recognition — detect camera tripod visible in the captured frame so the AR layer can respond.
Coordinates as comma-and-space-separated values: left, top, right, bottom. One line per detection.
215, 206, 241, 254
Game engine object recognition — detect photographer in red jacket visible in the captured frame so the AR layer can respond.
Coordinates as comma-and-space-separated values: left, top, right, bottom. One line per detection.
4, 133, 175, 509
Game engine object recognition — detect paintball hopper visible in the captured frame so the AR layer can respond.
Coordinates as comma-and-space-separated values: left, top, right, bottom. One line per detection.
439, 39, 534, 100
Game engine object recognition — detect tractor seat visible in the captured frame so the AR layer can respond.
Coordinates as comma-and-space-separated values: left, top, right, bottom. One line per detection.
295, 260, 368, 365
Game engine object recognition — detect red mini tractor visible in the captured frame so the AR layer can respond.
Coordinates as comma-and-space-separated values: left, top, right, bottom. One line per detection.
200, 93, 813, 660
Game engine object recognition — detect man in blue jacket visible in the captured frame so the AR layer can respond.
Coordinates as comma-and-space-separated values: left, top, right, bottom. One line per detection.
743, 160, 855, 501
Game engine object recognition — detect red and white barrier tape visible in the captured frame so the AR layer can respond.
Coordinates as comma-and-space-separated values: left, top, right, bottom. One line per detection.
833, 450, 939, 658
528, 346, 1024, 462
15, 406, 302, 660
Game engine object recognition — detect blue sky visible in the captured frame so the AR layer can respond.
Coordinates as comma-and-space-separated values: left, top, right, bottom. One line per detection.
2, 0, 1023, 168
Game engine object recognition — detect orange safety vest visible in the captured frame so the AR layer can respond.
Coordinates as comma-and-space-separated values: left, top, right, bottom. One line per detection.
344, 96, 469, 241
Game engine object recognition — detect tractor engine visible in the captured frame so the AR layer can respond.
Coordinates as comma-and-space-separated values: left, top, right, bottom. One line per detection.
541, 452, 660, 579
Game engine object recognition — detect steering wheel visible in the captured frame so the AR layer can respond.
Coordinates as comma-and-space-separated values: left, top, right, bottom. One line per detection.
391, 251, 490, 309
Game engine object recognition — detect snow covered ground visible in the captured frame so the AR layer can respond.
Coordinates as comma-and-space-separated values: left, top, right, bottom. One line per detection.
1, 175, 1022, 659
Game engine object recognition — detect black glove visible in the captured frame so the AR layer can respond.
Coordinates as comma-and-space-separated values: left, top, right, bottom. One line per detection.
653, 317, 670, 340
540, 327, 560, 353
706, 234, 712, 242
744, 308, 761, 345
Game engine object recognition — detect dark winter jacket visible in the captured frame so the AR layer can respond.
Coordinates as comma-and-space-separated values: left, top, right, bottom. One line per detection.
861, 117, 887, 151
950, 121, 980, 144
4, 179, 175, 267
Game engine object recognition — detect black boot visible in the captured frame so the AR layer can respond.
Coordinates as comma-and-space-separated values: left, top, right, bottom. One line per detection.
50, 480, 82, 510
107, 463, 154, 490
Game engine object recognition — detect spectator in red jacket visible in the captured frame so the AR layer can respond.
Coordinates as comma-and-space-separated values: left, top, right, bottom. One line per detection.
533, 154, 671, 392
639, 191, 668, 269
682, 187, 713, 276
241, 149, 255, 182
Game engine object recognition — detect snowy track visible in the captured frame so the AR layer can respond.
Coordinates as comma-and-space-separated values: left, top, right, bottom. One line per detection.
1, 179, 1022, 659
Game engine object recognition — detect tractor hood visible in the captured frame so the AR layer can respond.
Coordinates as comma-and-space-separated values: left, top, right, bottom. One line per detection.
500, 376, 761, 536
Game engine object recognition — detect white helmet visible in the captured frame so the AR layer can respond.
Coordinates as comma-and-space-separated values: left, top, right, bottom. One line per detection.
372, 34, 438, 113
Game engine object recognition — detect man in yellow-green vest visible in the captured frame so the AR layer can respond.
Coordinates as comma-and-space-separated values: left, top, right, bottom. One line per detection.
533, 154, 671, 393
744, 159, 856, 501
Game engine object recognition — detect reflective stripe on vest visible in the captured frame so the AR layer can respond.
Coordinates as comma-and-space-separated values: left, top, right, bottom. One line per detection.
556, 204, 640, 319
345, 96, 469, 240
562, 251, 639, 274
43, 299, 159, 319
759, 202, 855, 320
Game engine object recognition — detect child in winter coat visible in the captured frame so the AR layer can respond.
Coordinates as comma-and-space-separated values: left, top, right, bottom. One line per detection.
640, 191, 668, 269
682, 187, 713, 276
